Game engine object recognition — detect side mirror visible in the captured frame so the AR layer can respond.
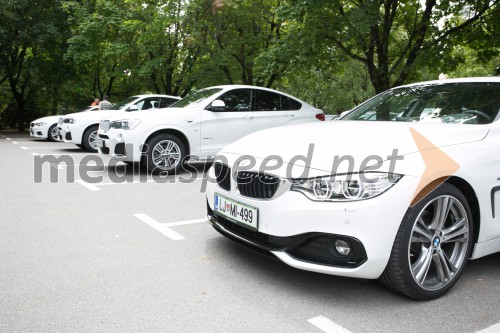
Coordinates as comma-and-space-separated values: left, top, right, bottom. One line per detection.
210, 100, 226, 111
128, 104, 139, 111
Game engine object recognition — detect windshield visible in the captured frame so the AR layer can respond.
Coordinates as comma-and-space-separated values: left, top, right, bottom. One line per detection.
169, 88, 223, 108
111, 96, 138, 110
343, 82, 500, 124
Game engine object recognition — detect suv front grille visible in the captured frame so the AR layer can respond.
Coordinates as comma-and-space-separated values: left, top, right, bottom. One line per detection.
214, 163, 231, 191
236, 172, 280, 199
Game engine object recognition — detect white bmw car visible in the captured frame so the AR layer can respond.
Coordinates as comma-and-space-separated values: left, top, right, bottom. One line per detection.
206, 77, 500, 299
30, 106, 99, 141
97, 85, 324, 173
58, 94, 180, 152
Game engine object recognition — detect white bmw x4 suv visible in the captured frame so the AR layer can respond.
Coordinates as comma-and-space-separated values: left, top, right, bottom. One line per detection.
58, 94, 180, 152
97, 85, 324, 173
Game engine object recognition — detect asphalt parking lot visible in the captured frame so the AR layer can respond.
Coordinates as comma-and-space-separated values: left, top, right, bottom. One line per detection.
1, 132, 500, 333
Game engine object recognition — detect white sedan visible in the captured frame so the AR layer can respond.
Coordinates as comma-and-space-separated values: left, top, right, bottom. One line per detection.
97, 85, 324, 173
30, 106, 99, 141
206, 77, 500, 299
58, 94, 180, 152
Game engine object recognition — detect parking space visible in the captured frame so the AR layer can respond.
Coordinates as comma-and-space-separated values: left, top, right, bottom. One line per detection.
1, 132, 499, 332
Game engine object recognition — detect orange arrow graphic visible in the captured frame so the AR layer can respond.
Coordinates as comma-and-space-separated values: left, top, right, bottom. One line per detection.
409, 128, 460, 207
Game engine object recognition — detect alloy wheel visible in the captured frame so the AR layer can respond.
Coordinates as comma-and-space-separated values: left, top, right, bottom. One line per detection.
89, 130, 98, 149
50, 126, 60, 141
408, 195, 469, 291
152, 140, 181, 170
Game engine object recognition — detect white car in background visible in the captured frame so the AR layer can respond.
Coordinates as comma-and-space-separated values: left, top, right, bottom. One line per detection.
206, 77, 500, 300
97, 85, 325, 173
30, 106, 99, 141
58, 94, 180, 152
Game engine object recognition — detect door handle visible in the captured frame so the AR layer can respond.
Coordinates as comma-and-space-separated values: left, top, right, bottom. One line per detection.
285, 113, 295, 117
243, 115, 253, 120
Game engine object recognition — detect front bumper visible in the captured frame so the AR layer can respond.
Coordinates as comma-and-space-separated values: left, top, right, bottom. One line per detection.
30, 124, 50, 139
96, 128, 143, 162
58, 125, 73, 143
206, 171, 419, 279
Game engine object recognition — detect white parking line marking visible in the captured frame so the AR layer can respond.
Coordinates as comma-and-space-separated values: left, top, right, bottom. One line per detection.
76, 180, 100, 191
14, 141, 54, 144
164, 218, 207, 227
476, 322, 500, 333
24, 146, 76, 149
134, 214, 185, 240
31, 153, 95, 157
308, 316, 351, 333
20, 146, 28, 150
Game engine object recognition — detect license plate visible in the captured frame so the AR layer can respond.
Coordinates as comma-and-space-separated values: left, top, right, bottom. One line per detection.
214, 193, 258, 230
96, 139, 104, 148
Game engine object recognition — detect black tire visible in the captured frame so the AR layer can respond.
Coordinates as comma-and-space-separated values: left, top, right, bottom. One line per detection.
379, 182, 473, 300
82, 125, 98, 152
75, 144, 85, 149
144, 134, 186, 174
47, 124, 59, 142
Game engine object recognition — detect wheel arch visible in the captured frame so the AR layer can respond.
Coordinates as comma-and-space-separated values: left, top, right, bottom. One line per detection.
143, 129, 191, 157
446, 176, 481, 244
82, 123, 99, 139
412, 176, 481, 244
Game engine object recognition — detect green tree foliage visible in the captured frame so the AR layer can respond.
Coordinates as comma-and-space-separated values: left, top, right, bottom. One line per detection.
0, 0, 70, 130
205, 0, 303, 87
289, 0, 497, 93
0, 0, 498, 129
136, 0, 210, 97
283, 58, 374, 114
64, 0, 146, 100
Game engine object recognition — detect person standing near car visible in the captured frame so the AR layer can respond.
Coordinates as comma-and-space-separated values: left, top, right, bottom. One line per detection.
91, 98, 100, 106
99, 95, 112, 110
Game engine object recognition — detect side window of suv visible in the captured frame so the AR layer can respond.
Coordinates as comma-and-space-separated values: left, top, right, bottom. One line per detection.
216, 89, 252, 112
286, 97, 302, 110
161, 97, 179, 108
135, 97, 158, 111
255, 90, 282, 111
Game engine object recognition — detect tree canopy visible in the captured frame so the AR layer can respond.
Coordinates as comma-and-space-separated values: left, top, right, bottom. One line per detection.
0, 0, 498, 129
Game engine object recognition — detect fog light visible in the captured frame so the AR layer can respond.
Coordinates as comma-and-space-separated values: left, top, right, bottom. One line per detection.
335, 240, 351, 256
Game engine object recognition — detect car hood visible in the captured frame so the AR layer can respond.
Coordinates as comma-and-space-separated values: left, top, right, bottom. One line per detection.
62, 110, 128, 121
103, 107, 197, 122
220, 121, 489, 177
32, 115, 60, 123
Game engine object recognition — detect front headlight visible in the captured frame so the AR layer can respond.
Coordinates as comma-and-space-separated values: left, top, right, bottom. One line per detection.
35, 122, 46, 127
110, 119, 141, 130
290, 172, 402, 201
65, 118, 76, 124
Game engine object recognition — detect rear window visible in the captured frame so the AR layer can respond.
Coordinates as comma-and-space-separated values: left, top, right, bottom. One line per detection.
254, 90, 302, 111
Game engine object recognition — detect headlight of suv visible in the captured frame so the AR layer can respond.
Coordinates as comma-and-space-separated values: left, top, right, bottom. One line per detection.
34, 122, 46, 127
110, 119, 141, 130
291, 172, 402, 201
65, 118, 76, 124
